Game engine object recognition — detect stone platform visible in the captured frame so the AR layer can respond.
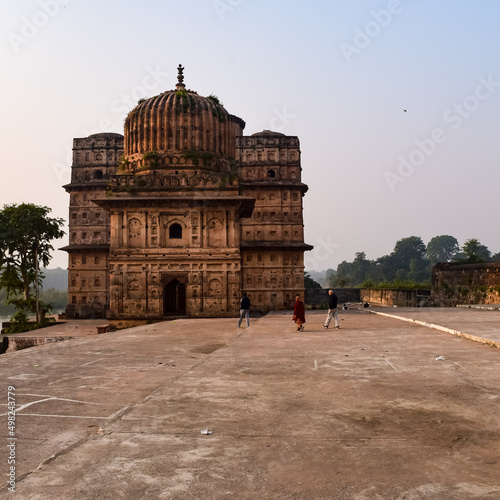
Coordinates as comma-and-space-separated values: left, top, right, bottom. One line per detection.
367, 306, 500, 348
1, 308, 500, 499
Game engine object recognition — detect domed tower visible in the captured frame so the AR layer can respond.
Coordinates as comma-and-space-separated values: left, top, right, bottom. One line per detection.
66, 65, 313, 323
122, 64, 245, 174
95, 66, 254, 324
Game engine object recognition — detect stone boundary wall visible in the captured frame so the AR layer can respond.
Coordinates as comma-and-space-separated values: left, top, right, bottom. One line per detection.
431, 262, 500, 307
305, 288, 361, 308
360, 289, 431, 307
0, 336, 72, 354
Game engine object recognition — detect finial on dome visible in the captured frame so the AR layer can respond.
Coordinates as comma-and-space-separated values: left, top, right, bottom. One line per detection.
176, 64, 185, 90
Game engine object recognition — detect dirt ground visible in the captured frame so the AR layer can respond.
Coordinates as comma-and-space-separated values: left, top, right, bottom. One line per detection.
1, 309, 500, 499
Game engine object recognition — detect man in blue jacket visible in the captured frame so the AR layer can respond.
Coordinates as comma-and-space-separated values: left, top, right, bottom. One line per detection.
323, 289, 339, 329
237, 292, 251, 328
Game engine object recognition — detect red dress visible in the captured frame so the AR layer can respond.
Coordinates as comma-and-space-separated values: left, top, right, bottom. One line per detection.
293, 300, 305, 324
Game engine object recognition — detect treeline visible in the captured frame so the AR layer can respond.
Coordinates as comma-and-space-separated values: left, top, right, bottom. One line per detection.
0, 288, 67, 318
325, 236, 500, 289
0, 268, 68, 318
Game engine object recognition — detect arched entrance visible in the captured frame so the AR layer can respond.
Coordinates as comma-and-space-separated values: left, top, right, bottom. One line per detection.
163, 279, 186, 315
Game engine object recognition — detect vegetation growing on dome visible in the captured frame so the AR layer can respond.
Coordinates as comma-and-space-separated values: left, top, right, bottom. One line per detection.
207, 95, 227, 122
142, 150, 161, 168
212, 106, 227, 123
229, 159, 240, 173
124, 108, 137, 125
182, 150, 217, 166
175, 91, 196, 114
118, 155, 131, 172
137, 97, 148, 104
215, 165, 239, 190
207, 94, 223, 106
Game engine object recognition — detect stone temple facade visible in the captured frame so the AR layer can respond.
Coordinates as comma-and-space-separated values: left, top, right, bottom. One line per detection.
63, 66, 312, 321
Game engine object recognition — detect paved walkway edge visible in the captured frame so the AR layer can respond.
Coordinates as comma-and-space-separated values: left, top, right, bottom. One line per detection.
366, 309, 500, 349
457, 304, 500, 311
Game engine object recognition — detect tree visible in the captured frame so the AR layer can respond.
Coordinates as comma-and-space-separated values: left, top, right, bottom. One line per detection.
350, 251, 372, 286
336, 276, 350, 288
0, 203, 65, 322
461, 238, 491, 263
304, 272, 322, 289
329, 260, 352, 288
325, 268, 336, 281
491, 252, 500, 262
393, 236, 427, 268
426, 235, 460, 265
373, 255, 394, 282
391, 236, 429, 281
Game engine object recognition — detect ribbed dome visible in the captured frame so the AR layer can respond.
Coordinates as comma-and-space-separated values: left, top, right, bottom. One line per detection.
123, 66, 245, 172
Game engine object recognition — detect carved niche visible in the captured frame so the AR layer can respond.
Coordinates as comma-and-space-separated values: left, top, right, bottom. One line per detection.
128, 218, 142, 248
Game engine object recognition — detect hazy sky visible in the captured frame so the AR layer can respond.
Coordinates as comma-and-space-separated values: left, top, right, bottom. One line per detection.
1, 0, 499, 271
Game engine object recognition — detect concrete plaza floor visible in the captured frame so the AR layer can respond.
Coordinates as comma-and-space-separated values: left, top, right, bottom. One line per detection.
1, 308, 500, 499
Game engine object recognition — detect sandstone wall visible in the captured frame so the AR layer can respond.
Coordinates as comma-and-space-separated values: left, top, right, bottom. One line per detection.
431, 262, 500, 306
305, 288, 361, 308
360, 289, 431, 307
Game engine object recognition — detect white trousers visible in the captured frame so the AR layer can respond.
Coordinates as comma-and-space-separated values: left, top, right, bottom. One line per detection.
324, 308, 339, 327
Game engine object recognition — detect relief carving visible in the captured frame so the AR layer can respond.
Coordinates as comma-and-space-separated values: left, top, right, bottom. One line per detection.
208, 278, 221, 297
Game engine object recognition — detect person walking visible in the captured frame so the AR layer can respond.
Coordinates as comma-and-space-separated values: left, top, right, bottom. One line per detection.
293, 294, 306, 332
237, 292, 251, 328
323, 289, 339, 329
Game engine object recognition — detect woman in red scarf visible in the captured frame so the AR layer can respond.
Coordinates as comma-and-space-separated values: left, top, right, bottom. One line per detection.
293, 295, 306, 331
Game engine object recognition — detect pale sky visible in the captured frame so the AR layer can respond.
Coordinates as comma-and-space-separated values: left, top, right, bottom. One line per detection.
1, 0, 499, 271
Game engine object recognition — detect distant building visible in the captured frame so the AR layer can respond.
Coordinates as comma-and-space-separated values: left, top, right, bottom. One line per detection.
62, 66, 312, 321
